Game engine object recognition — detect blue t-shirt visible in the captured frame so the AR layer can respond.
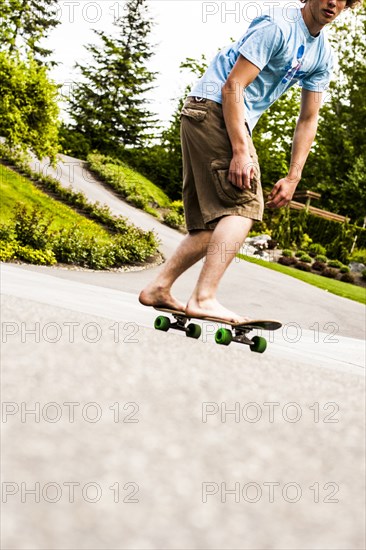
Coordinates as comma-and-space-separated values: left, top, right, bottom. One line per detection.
188, 6, 334, 134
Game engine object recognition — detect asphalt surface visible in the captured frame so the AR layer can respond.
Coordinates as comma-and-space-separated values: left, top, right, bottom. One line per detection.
1, 155, 365, 549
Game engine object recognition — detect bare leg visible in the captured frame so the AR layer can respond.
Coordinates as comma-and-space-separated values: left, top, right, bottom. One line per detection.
186, 215, 253, 322
139, 229, 213, 310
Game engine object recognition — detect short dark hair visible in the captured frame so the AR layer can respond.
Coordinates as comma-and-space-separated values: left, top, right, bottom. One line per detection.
300, 0, 361, 8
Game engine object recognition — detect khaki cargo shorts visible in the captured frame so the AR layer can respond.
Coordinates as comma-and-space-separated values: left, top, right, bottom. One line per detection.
180, 96, 264, 232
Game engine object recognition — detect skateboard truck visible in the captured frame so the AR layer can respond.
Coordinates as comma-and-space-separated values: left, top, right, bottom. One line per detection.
153, 309, 280, 353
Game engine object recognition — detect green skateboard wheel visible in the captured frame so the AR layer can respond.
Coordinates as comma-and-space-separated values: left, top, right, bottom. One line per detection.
186, 323, 202, 339
250, 335, 267, 353
154, 315, 171, 332
215, 328, 233, 346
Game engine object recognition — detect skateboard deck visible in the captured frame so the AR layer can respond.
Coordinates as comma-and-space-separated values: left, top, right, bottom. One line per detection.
153, 307, 282, 353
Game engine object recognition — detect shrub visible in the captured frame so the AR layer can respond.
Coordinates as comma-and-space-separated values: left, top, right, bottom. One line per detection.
164, 210, 185, 230
16, 245, 57, 266
300, 233, 312, 250
322, 268, 338, 279
282, 249, 293, 257
298, 253, 312, 263
171, 200, 184, 215
278, 256, 297, 266
0, 241, 17, 261
308, 243, 327, 257
340, 266, 350, 274
126, 190, 148, 209
13, 204, 52, 250
0, 223, 15, 242
315, 254, 328, 263
327, 259, 343, 269
349, 249, 366, 265
295, 262, 311, 272
267, 239, 277, 250
312, 261, 326, 272
362, 269, 366, 281
340, 272, 355, 284
295, 250, 306, 257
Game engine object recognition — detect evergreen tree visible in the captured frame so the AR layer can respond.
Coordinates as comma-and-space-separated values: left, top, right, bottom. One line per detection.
0, 0, 60, 61
67, 0, 157, 151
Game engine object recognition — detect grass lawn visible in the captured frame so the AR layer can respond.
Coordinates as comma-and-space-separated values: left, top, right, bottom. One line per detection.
88, 153, 172, 217
238, 254, 366, 305
0, 164, 111, 241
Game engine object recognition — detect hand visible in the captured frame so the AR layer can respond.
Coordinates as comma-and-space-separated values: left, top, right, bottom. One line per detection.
266, 177, 298, 209
228, 154, 256, 190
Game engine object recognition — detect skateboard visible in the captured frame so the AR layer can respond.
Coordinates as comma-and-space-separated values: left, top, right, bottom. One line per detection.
153, 307, 282, 353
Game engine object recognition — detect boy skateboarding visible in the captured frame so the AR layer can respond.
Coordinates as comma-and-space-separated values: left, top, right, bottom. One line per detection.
139, 0, 360, 323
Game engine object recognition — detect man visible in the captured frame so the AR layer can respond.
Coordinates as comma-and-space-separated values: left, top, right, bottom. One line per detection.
140, 0, 360, 322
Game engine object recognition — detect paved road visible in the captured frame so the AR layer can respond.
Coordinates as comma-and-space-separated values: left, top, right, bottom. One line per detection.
1, 155, 365, 549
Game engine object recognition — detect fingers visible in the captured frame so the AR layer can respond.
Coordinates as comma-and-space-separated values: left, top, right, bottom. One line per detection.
266, 185, 291, 209
229, 162, 254, 190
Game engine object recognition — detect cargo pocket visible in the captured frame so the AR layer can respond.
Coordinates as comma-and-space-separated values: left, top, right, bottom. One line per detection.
211, 159, 257, 206
180, 106, 208, 122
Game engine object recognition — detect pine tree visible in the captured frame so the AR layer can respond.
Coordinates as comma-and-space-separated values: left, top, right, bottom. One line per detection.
68, 0, 157, 151
0, 0, 60, 61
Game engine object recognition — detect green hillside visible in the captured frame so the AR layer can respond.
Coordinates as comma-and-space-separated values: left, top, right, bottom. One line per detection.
0, 164, 110, 239
0, 162, 158, 269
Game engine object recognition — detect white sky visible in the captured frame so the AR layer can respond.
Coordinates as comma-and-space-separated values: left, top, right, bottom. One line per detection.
48, 0, 303, 126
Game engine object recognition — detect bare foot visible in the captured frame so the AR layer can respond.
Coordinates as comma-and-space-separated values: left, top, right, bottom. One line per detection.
139, 283, 185, 311
186, 297, 251, 324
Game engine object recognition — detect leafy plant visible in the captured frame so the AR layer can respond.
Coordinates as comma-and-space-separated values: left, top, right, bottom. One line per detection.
278, 256, 297, 266
327, 259, 343, 269
322, 268, 338, 279
312, 261, 326, 272
308, 243, 327, 257
315, 254, 328, 263
340, 272, 355, 284
298, 253, 312, 263
295, 262, 311, 272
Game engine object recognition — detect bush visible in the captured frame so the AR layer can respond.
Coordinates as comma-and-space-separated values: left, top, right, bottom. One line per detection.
16, 245, 57, 266
362, 269, 366, 281
267, 239, 277, 250
298, 253, 312, 263
13, 204, 52, 250
0, 223, 15, 242
163, 210, 185, 230
0, 241, 57, 265
322, 268, 338, 279
295, 262, 311, 272
0, 241, 17, 261
315, 254, 328, 264
171, 200, 184, 215
300, 233, 312, 250
282, 249, 293, 257
295, 250, 307, 257
278, 256, 297, 266
349, 249, 366, 265
327, 259, 343, 269
340, 272, 355, 284
308, 243, 327, 257
312, 261, 326, 272
340, 266, 350, 274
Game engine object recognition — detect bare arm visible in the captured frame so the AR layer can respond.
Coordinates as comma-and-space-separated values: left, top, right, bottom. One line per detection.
222, 55, 260, 190
267, 88, 322, 208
